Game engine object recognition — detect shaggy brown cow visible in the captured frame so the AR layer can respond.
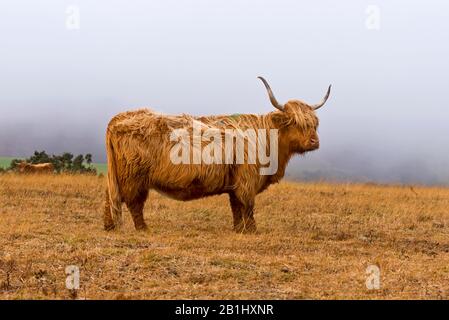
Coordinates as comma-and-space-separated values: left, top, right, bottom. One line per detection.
17, 162, 54, 174
104, 77, 331, 233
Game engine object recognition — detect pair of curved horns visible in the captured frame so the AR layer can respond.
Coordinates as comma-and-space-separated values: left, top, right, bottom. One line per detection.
257, 76, 331, 111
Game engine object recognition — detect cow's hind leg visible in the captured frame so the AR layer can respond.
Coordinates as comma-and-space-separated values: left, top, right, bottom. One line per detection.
125, 190, 149, 231
103, 188, 116, 230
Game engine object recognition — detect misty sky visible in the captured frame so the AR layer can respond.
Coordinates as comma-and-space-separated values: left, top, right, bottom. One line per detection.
1, 1, 448, 184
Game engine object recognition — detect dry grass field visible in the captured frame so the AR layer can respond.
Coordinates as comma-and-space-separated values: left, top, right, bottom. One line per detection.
1, 173, 449, 299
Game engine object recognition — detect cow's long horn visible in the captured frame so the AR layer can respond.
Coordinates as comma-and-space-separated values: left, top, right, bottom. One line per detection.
257, 76, 284, 111
312, 85, 332, 110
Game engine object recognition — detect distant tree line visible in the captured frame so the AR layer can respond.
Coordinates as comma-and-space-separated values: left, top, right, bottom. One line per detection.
5, 151, 97, 174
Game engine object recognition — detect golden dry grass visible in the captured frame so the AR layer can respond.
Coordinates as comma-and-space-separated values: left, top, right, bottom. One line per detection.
1, 173, 449, 299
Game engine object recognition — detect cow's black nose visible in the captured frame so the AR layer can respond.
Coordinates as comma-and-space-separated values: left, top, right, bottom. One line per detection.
310, 138, 319, 149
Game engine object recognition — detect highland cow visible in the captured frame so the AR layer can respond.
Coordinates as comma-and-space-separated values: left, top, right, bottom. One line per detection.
104, 77, 331, 233
17, 162, 54, 174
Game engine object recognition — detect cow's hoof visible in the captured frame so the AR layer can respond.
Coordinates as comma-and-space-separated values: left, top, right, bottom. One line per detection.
234, 224, 257, 234
242, 226, 257, 234
104, 223, 116, 231
135, 223, 148, 231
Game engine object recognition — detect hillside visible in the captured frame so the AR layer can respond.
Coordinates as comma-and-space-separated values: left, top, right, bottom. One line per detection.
1, 174, 449, 299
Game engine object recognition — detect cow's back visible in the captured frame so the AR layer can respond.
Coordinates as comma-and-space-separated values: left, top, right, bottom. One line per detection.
107, 109, 235, 200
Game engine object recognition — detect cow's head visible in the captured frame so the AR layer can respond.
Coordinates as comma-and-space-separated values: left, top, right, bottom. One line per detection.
17, 161, 28, 172
258, 76, 331, 154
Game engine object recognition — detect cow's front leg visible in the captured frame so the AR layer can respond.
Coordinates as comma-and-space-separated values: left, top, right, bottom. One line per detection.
240, 203, 256, 233
229, 192, 256, 234
229, 193, 243, 230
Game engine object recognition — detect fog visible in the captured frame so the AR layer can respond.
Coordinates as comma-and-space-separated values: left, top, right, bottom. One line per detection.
1, 1, 448, 185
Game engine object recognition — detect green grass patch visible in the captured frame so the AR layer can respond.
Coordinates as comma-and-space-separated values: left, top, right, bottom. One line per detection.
92, 163, 107, 174
0, 156, 20, 169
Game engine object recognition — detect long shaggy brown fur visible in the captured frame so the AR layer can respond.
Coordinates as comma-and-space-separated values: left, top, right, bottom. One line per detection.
104, 95, 325, 233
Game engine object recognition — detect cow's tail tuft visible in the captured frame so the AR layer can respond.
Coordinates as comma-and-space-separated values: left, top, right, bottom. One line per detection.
105, 130, 123, 229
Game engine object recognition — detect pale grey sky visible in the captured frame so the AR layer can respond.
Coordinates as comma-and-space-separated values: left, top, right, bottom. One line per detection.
1, 1, 448, 184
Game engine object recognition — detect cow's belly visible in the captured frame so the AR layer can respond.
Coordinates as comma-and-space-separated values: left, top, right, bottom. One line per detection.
149, 163, 232, 201
152, 184, 229, 201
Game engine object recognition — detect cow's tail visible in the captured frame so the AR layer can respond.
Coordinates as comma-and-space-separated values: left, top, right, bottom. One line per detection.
104, 130, 122, 229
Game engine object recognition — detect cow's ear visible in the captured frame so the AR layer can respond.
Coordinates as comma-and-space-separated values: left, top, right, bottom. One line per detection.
270, 111, 291, 128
